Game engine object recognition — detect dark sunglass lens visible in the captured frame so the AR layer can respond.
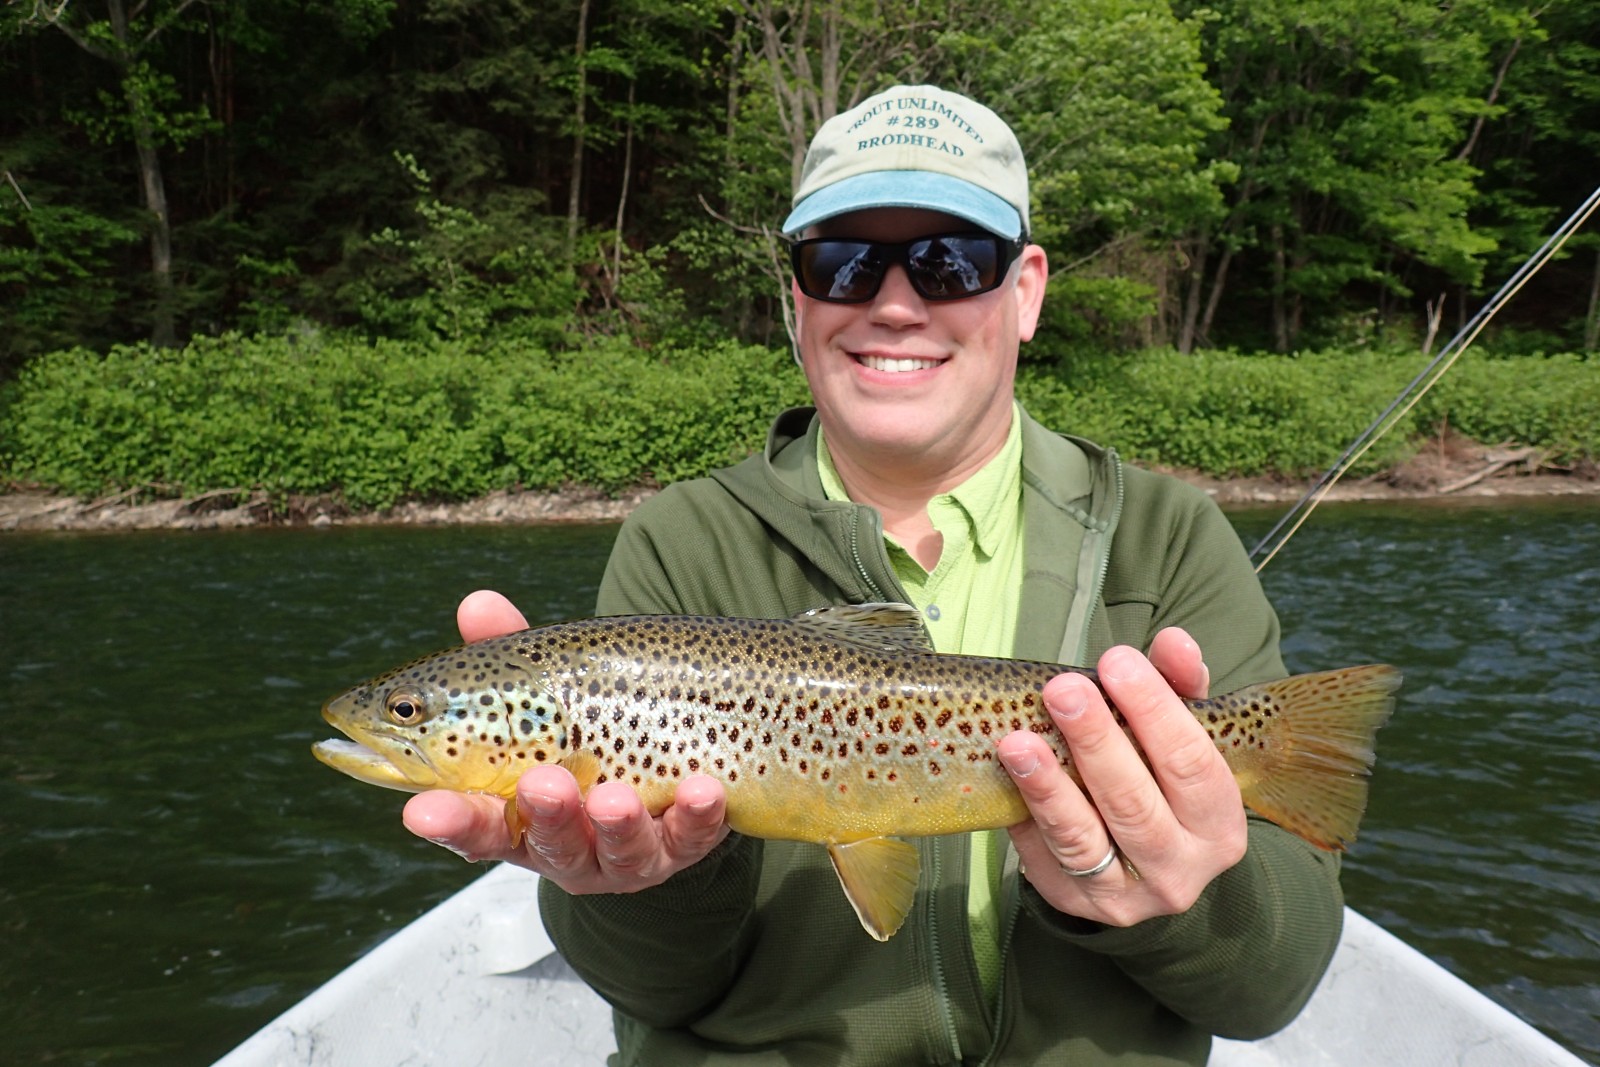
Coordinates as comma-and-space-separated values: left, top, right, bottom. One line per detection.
799, 241, 883, 302
907, 236, 1000, 298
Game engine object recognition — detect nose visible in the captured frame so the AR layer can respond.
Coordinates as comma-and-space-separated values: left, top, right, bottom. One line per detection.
868, 263, 929, 327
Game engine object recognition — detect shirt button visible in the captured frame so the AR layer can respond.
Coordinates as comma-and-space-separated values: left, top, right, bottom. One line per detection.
925, 604, 941, 621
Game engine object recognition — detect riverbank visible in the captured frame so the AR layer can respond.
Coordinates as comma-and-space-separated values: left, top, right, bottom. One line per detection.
3, 438, 1596, 532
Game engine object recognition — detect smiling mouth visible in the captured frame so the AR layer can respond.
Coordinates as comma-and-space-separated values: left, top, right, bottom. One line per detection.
856, 354, 941, 373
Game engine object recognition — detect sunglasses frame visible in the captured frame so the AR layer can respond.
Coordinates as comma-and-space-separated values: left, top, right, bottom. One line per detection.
789, 230, 1028, 305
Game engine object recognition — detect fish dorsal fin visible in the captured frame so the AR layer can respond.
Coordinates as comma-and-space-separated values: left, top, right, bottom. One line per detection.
792, 603, 934, 655
826, 837, 922, 941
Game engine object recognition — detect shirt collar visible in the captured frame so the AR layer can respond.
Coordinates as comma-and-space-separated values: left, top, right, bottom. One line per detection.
817, 403, 1024, 559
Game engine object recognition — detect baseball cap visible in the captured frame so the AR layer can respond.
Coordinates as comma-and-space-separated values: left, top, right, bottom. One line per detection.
781, 85, 1030, 240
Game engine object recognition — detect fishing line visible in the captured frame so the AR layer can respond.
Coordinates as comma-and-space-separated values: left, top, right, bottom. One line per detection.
1250, 182, 1600, 572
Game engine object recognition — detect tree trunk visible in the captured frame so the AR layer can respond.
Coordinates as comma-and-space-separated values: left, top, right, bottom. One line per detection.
1271, 223, 1289, 352
107, 0, 176, 346
1178, 234, 1209, 354
1197, 244, 1234, 347
613, 79, 636, 284
566, 0, 592, 255
131, 110, 177, 346
1585, 248, 1600, 352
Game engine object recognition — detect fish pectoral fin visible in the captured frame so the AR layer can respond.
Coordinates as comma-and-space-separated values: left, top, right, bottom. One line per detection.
560, 750, 602, 796
826, 837, 921, 942
503, 796, 524, 847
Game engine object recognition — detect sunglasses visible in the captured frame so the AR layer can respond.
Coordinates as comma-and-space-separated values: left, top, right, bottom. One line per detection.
789, 231, 1027, 304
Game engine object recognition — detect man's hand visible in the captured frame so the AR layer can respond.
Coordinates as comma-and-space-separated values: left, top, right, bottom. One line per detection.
401, 590, 730, 893
995, 627, 1248, 926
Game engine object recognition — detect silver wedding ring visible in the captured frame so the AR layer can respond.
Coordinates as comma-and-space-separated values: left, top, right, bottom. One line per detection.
1060, 845, 1119, 878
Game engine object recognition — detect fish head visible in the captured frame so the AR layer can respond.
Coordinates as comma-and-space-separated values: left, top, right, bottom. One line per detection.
312, 636, 567, 797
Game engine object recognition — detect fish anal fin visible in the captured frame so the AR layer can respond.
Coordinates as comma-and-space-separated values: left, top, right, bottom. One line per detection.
826, 837, 921, 941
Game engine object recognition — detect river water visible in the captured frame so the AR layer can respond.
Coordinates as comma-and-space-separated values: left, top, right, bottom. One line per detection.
1, 501, 1596, 1065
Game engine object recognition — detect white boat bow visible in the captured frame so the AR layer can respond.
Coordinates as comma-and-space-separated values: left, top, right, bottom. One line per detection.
214, 863, 1587, 1067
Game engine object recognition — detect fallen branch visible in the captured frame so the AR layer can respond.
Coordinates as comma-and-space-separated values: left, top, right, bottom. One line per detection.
1438, 446, 1540, 494
178, 487, 252, 513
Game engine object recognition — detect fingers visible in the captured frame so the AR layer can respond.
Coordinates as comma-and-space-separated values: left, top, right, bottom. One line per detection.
407, 762, 730, 894
516, 769, 730, 892
1147, 626, 1209, 699
659, 775, 730, 860
999, 641, 1247, 925
403, 788, 522, 863
1095, 645, 1242, 848
996, 729, 1113, 876
457, 589, 528, 643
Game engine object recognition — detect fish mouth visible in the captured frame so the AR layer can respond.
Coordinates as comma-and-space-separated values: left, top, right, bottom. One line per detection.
311, 737, 426, 792
313, 693, 440, 793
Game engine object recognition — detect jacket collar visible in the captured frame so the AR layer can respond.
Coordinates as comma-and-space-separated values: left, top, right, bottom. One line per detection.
713, 406, 1124, 654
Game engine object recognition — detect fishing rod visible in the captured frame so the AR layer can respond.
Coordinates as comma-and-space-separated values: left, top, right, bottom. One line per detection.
1249, 182, 1600, 573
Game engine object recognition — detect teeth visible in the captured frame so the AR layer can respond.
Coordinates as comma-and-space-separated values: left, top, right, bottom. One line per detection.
859, 354, 939, 373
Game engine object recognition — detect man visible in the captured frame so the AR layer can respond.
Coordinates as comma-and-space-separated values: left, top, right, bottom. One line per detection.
404, 85, 1343, 1064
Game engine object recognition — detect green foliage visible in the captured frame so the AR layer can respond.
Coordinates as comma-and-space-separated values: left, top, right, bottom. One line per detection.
338, 153, 582, 346
1017, 346, 1598, 476
0, 190, 139, 369
4, 339, 1592, 512
1411, 353, 1600, 463
0, 332, 809, 509
2, 0, 1599, 357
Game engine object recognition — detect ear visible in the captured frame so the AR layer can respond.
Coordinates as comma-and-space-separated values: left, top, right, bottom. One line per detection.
1012, 244, 1049, 343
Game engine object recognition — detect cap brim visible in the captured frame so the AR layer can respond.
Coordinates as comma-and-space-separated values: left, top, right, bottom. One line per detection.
781, 171, 1023, 239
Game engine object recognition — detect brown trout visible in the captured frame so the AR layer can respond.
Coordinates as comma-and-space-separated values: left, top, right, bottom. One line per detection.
314, 604, 1399, 940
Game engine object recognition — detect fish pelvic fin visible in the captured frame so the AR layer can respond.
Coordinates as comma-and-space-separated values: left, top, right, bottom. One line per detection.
1224, 664, 1401, 851
826, 837, 922, 941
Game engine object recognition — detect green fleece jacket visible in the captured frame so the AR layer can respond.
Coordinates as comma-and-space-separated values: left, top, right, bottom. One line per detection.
539, 407, 1344, 1066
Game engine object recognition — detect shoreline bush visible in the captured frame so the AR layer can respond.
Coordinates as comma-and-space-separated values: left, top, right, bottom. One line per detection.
2, 334, 1593, 512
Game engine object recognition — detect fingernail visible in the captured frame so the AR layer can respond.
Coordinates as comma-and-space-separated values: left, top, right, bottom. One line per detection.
1049, 686, 1087, 721
999, 748, 1039, 777
427, 837, 474, 862
686, 798, 716, 816
592, 815, 627, 838
1099, 647, 1132, 686
530, 792, 562, 818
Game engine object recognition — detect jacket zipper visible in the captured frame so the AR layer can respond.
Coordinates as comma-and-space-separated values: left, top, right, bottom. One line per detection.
982, 448, 1126, 1064
978, 869, 1024, 1067
926, 840, 963, 1062
1077, 449, 1126, 651
848, 506, 892, 602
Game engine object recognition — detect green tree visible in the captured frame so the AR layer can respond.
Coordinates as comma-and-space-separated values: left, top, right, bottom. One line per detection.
954, 0, 1235, 352
1177, 0, 1504, 351
18, 0, 219, 345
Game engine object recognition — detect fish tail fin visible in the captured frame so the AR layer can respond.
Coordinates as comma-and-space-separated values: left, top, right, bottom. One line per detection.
826, 837, 922, 941
1225, 664, 1401, 851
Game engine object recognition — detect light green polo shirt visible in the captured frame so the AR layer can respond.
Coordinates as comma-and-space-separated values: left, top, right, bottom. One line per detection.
818, 406, 1025, 1003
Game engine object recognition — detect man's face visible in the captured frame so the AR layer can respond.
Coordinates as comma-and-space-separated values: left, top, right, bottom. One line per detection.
793, 208, 1048, 486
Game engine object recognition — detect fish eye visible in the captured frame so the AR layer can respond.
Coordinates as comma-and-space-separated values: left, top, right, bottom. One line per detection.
385, 688, 429, 725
